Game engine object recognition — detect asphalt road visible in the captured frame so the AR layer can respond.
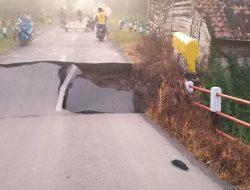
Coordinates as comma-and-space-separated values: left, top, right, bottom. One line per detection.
0, 21, 127, 64
0, 20, 231, 190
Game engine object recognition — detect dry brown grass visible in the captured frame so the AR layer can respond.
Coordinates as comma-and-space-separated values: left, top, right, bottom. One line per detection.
132, 36, 250, 189
121, 42, 142, 63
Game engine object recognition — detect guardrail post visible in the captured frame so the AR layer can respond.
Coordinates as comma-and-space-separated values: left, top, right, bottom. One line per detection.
139, 21, 143, 33
210, 87, 222, 128
129, 18, 133, 32
210, 87, 222, 112
146, 24, 150, 35
134, 20, 137, 32
156, 27, 160, 39
2, 20, 7, 38
185, 81, 194, 93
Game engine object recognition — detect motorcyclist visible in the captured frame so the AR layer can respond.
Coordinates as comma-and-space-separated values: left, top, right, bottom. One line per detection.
77, 9, 83, 22
95, 7, 109, 40
23, 13, 33, 36
19, 13, 33, 44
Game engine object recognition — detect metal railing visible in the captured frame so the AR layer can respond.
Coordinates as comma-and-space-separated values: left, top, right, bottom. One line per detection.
186, 82, 250, 141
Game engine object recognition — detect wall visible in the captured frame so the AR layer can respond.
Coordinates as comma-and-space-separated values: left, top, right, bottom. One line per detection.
216, 40, 250, 67
148, 0, 211, 69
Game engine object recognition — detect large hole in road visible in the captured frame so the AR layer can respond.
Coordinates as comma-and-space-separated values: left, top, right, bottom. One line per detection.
0, 62, 146, 116
61, 63, 145, 114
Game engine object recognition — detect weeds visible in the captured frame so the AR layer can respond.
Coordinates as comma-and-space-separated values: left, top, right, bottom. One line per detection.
0, 37, 15, 54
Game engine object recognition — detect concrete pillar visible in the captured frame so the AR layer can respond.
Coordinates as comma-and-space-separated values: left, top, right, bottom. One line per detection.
129, 18, 132, 32
139, 21, 143, 33
146, 24, 150, 35
185, 81, 194, 93
210, 87, 222, 112
156, 27, 160, 38
134, 20, 137, 32
2, 20, 7, 38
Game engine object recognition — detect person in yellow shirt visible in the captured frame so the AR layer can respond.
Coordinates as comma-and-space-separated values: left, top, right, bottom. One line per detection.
95, 7, 109, 40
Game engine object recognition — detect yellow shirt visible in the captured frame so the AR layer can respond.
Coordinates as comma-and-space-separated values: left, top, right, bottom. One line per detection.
96, 12, 107, 25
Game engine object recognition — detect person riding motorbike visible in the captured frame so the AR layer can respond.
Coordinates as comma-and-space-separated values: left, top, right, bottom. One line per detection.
95, 7, 109, 40
19, 13, 33, 46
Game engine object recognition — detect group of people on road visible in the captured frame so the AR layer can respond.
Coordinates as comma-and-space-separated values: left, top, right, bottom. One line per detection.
59, 7, 109, 40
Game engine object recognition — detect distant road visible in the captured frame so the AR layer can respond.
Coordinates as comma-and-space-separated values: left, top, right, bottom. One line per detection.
0, 20, 127, 65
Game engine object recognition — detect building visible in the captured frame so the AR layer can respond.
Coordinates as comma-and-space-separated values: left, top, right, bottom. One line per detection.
148, 0, 250, 68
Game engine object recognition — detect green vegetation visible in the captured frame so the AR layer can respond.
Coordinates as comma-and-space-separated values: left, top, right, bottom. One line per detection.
111, 30, 143, 46
107, 0, 148, 45
108, 15, 146, 46
0, 38, 14, 54
200, 43, 250, 143
0, 28, 15, 54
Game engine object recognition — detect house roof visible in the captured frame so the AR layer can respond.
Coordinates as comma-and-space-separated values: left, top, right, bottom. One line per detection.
196, 0, 250, 40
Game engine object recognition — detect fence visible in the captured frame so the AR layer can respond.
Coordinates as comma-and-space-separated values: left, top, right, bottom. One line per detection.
113, 18, 150, 34
185, 81, 250, 141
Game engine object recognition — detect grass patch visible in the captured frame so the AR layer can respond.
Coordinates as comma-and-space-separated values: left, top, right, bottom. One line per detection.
108, 13, 147, 62
0, 37, 15, 54
111, 31, 142, 46
108, 13, 147, 46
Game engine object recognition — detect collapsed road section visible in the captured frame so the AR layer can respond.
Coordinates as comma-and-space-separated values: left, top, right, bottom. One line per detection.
0, 61, 145, 118
61, 63, 143, 113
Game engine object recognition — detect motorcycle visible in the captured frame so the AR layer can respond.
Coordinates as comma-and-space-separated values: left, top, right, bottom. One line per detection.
96, 25, 106, 41
19, 19, 33, 46
85, 15, 95, 32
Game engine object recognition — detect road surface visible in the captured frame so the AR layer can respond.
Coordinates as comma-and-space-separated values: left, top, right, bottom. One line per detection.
0, 20, 231, 190
0, 21, 127, 64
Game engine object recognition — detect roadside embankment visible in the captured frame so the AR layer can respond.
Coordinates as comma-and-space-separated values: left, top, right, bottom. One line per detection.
131, 36, 250, 190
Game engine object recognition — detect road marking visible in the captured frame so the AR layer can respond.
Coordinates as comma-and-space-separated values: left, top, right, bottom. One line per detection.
72, 35, 76, 41
56, 65, 77, 112
33, 39, 39, 42
60, 55, 66, 62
